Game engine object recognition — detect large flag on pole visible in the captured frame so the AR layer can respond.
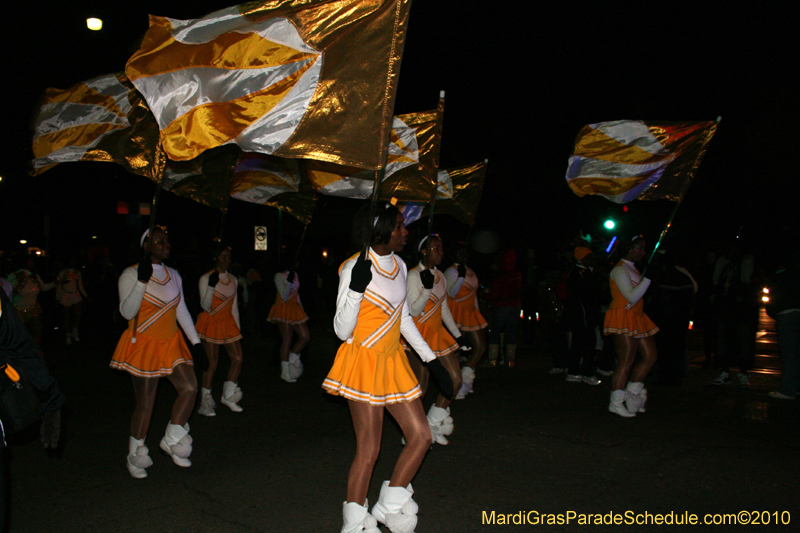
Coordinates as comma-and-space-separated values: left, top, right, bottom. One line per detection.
565, 120, 718, 204
306, 108, 440, 200
163, 152, 315, 224
401, 160, 488, 225
31, 73, 164, 179
125, 0, 411, 168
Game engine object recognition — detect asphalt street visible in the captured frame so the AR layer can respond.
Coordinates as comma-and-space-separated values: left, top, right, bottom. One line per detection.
5, 306, 799, 532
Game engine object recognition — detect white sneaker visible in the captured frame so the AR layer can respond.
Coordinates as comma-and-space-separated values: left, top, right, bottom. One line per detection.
126, 437, 153, 479
455, 381, 471, 400
280, 361, 297, 383
288, 353, 304, 381
582, 376, 601, 385
221, 381, 243, 412
566, 374, 582, 382
197, 391, 216, 417
710, 370, 731, 385
738, 373, 750, 387
596, 368, 613, 376
160, 423, 192, 467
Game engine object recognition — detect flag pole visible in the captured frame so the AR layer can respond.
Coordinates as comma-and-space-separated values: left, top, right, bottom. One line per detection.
640, 116, 721, 277
424, 91, 446, 267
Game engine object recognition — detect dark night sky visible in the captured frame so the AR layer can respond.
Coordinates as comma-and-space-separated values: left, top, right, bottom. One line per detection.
1, 1, 797, 269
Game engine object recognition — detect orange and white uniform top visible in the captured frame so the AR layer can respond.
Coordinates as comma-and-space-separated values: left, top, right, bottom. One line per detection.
444, 264, 488, 331
267, 271, 309, 325
110, 264, 200, 378
195, 271, 242, 344
603, 260, 659, 338
406, 263, 462, 358
55, 268, 87, 307
323, 250, 436, 406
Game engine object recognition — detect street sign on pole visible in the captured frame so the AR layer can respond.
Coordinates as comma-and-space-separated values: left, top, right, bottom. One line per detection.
254, 226, 267, 251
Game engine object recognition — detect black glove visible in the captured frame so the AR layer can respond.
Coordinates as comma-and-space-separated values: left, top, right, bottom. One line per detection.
40, 409, 61, 449
349, 255, 373, 293
420, 268, 434, 290
208, 271, 220, 287
456, 336, 472, 352
287, 270, 296, 283
457, 263, 467, 278
191, 343, 209, 373
427, 358, 454, 400
137, 258, 153, 282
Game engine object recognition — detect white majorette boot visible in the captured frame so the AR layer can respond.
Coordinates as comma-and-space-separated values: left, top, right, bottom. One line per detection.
288, 352, 304, 381
126, 436, 153, 479
281, 361, 297, 383
371, 481, 419, 533
456, 366, 475, 399
427, 405, 454, 445
625, 382, 647, 414
221, 381, 243, 412
342, 500, 380, 533
197, 387, 216, 417
160, 422, 193, 467
608, 390, 635, 418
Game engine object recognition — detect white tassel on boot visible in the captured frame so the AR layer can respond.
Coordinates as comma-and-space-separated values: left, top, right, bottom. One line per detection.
371, 481, 419, 533
281, 360, 297, 383
608, 390, 635, 418
221, 381, 243, 412
456, 367, 475, 399
160, 422, 193, 467
288, 352, 304, 380
197, 387, 216, 417
625, 382, 647, 414
126, 436, 153, 479
427, 405, 454, 445
342, 500, 380, 533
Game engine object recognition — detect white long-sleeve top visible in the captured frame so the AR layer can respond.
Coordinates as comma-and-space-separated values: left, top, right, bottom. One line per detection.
444, 264, 482, 312
407, 263, 462, 339
199, 270, 240, 329
610, 260, 651, 307
118, 264, 200, 345
273, 271, 302, 305
334, 250, 437, 362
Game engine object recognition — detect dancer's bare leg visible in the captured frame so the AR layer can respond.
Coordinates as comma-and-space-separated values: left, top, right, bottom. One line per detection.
433, 353, 462, 408
463, 329, 487, 369
385, 399, 432, 487
201, 341, 220, 389
166, 363, 198, 426
346, 400, 384, 504
611, 334, 639, 390
224, 340, 244, 383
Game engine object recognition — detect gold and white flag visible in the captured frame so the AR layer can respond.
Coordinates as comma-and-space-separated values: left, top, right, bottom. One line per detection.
31, 73, 163, 178
565, 120, 718, 203
126, 0, 411, 168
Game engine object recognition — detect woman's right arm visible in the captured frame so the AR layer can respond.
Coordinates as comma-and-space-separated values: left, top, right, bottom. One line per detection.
445, 266, 464, 298
333, 260, 362, 341
610, 266, 651, 306
118, 267, 147, 319
198, 272, 213, 311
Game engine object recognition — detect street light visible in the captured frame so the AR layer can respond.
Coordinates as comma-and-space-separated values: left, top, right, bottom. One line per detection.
604, 219, 615, 230
87, 18, 103, 31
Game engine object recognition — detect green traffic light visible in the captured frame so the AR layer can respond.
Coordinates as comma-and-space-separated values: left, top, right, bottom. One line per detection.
604, 219, 615, 230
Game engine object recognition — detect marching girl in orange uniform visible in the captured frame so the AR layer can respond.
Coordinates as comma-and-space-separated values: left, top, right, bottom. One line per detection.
110, 227, 208, 478
55, 256, 88, 345
406, 235, 470, 446
444, 245, 488, 398
604, 236, 659, 417
195, 247, 244, 416
323, 202, 453, 533
267, 257, 310, 383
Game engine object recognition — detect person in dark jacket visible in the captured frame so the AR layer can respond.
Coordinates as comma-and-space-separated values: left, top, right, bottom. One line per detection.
766, 251, 800, 400
1, 287, 64, 528
484, 249, 522, 366
564, 247, 603, 385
